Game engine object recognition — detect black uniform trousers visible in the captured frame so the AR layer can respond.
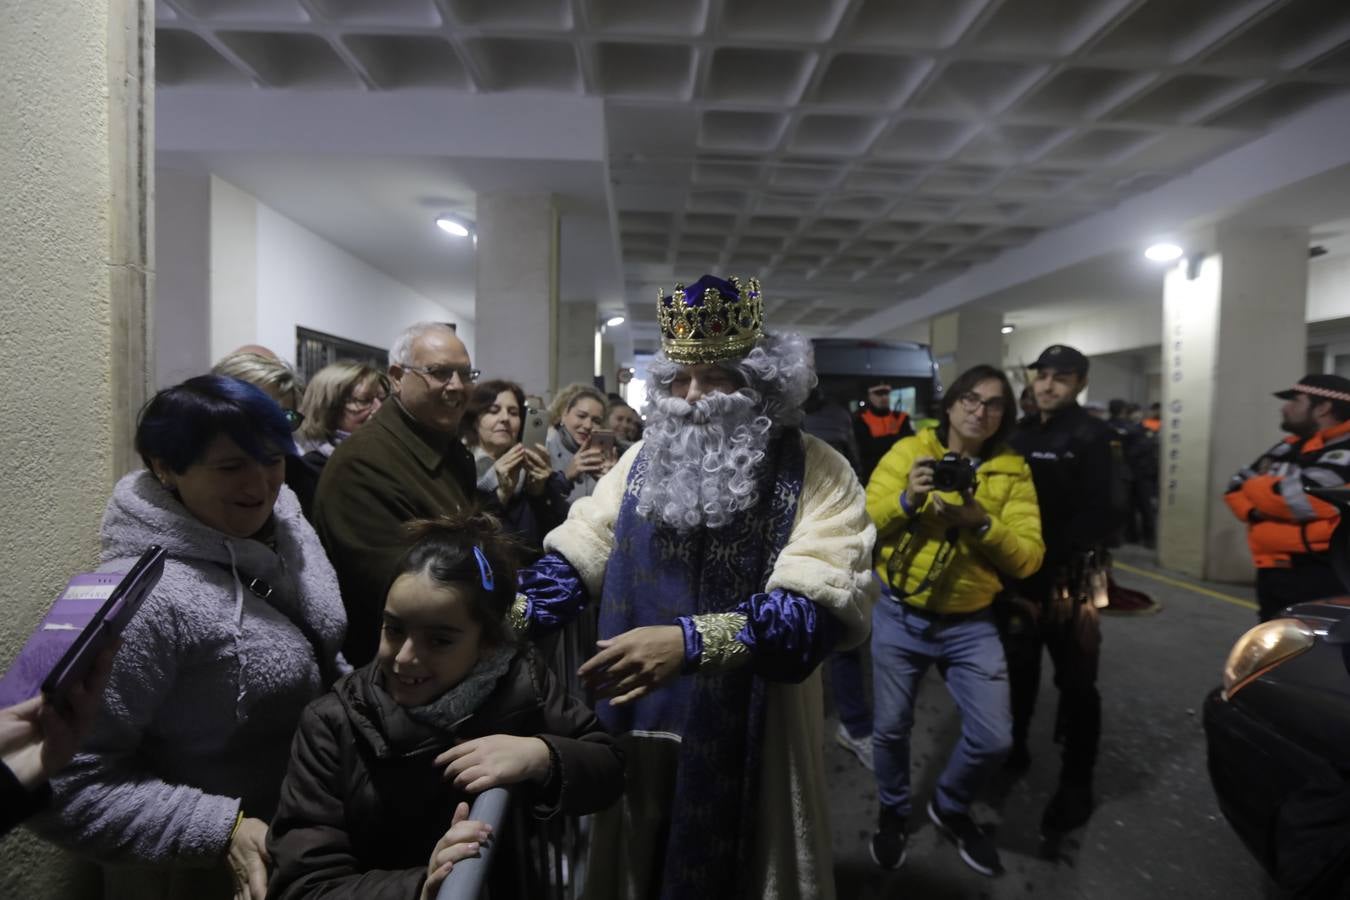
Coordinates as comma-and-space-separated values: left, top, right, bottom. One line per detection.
997, 570, 1102, 786
1255, 560, 1345, 622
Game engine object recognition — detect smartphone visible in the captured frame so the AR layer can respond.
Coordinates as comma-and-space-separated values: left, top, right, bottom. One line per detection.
521, 404, 550, 450
589, 430, 617, 456
41, 546, 166, 704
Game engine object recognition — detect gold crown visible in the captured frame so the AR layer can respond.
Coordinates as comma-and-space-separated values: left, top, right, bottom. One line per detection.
657, 275, 765, 364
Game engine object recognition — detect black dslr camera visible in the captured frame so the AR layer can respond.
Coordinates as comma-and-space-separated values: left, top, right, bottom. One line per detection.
928, 452, 977, 493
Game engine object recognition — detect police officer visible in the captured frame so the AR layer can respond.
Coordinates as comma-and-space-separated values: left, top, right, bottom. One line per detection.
1002, 345, 1117, 835
1225, 374, 1350, 622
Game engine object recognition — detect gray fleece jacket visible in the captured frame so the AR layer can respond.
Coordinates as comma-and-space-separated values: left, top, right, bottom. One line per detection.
38, 470, 346, 877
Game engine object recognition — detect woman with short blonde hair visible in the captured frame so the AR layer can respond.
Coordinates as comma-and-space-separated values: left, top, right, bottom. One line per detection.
289, 361, 388, 519
546, 382, 615, 504
297, 362, 389, 452
548, 383, 606, 427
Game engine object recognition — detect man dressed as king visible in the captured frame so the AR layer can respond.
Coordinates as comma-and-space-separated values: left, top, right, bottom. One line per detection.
512, 274, 877, 899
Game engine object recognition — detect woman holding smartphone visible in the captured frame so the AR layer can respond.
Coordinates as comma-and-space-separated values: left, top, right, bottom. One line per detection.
546, 383, 618, 504
460, 379, 570, 552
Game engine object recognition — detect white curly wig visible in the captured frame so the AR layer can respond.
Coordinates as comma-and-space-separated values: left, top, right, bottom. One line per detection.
636, 332, 816, 532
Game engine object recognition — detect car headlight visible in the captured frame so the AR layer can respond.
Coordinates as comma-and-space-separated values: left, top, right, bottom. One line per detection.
1222, 618, 1316, 699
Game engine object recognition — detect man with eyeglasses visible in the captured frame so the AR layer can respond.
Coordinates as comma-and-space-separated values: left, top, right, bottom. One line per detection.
855, 382, 914, 481
1002, 344, 1117, 836
313, 321, 483, 666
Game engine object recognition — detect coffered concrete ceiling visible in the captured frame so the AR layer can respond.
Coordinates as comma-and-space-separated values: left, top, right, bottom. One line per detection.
156, 0, 1350, 345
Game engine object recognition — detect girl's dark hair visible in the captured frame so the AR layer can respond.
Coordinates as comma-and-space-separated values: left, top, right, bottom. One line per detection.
460, 379, 527, 445
136, 374, 297, 473
389, 512, 523, 647
937, 365, 1017, 453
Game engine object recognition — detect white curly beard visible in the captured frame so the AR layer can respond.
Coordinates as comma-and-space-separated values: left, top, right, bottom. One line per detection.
635, 391, 774, 533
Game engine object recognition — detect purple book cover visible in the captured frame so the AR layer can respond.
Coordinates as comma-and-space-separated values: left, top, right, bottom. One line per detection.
0, 572, 124, 707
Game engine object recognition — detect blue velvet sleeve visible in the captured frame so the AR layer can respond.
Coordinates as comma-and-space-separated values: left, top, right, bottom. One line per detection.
679, 590, 842, 683
517, 552, 590, 638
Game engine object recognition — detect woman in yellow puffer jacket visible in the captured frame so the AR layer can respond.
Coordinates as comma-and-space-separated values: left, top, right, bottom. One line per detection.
864, 364, 1044, 878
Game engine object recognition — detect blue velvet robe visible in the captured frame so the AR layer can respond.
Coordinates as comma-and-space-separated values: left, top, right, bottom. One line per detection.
520, 430, 841, 898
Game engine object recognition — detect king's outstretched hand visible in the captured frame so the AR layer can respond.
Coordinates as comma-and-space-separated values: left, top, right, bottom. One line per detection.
578, 625, 685, 707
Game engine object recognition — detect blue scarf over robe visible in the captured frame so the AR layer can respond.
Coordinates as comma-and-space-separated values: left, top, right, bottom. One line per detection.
597, 429, 806, 898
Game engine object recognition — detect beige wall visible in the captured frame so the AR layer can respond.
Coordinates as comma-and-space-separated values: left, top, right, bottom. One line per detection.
1308, 249, 1350, 324
0, 1, 151, 895
208, 175, 260, 362
1003, 302, 1164, 367
156, 170, 212, 386
930, 308, 1003, 388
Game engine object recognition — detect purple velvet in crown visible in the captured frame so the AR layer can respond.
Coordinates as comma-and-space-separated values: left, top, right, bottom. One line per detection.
657, 273, 765, 364
679, 274, 741, 306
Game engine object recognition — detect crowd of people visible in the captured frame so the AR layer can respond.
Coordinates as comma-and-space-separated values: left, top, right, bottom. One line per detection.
2, 273, 1306, 898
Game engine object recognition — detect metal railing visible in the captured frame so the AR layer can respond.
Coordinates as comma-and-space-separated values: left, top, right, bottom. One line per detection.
437, 605, 600, 900
437, 787, 511, 900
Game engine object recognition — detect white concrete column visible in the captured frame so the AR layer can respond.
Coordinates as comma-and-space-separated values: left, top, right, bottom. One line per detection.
930, 308, 1004, 388
1159, 226, 1309, 581
474, 194, 558, 396
0, 0, 152, 894
555, 300, 596, 390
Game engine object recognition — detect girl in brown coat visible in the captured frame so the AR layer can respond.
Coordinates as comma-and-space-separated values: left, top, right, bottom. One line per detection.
267, 514, 623, 900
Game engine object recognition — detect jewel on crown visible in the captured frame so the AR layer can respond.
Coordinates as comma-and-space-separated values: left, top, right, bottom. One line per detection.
656, 275, 765, 364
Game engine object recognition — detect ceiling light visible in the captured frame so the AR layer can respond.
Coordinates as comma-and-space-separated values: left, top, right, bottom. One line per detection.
435, 215, 472, 238
606, 316, 626, 327
1001, 324, 1015, 335
1145, 243, 1183, 262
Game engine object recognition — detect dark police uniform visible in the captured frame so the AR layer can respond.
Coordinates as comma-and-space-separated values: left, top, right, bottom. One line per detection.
1004, 350, 1118, 831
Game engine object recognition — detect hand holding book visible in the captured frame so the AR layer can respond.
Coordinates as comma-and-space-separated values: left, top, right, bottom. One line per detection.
1, 642, 117, 790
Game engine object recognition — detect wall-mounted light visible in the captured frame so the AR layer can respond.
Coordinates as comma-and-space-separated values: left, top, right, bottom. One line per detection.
1001, 324, 1015, 335
605, 315, 626, 327
435, 215, 473, 238
1145, 242, 1184, 262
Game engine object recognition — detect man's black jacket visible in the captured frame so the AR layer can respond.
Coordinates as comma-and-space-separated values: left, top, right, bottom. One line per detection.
1009, 403, 1117, 571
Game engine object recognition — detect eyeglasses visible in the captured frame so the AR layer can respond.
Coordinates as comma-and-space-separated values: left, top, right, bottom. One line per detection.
283, 409, 306, 432
401, 364, 480, 388
956, 393, 1007, 415
344, 392, 387, 412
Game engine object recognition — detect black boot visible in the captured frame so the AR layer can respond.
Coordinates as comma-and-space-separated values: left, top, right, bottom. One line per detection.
1041, 781, 1094, 834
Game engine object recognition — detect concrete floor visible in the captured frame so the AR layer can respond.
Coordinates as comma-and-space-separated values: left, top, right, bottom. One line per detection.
825, 546, 1276, 899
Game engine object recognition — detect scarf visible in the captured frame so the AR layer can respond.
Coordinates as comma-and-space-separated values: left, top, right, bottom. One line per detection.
400, 644, 517, 732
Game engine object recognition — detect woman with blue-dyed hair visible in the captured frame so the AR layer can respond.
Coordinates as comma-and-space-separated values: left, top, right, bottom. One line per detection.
35, 375, 347, 900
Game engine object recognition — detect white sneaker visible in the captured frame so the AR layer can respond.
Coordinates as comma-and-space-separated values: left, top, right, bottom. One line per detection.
835, 723, 874, 771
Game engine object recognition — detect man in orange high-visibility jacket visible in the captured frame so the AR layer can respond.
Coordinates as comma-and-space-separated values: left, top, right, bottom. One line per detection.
1226, 374, 1350, 622
854, 382, 914, 480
